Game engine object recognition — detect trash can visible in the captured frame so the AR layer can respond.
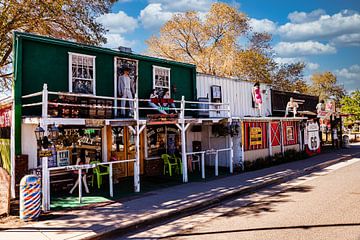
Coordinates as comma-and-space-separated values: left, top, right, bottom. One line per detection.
20, 175, 41, 221
343, 135, 350, 148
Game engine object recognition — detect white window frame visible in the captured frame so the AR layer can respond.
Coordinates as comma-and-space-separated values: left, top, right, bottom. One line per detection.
153, 65, 171, 97
68, 52, 96, 95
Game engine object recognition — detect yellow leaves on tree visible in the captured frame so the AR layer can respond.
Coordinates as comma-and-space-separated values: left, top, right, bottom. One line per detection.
147, 3, 251, 77
309, 71, 345, 102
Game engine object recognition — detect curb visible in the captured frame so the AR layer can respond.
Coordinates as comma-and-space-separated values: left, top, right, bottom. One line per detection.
77, 152, 360, 240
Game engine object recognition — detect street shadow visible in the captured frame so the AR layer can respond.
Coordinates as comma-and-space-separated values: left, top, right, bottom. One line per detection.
159, 222, 360, 239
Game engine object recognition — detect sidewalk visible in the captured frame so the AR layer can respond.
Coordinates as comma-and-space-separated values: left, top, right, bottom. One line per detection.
1, 144, 360, 240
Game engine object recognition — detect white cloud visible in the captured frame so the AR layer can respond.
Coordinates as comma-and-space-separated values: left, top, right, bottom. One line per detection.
102, 33, 136, 49
278, 10, 360, 41
307, 62, 320, 71
274, 41, 336, 57
97, 11, 138, 49
274, 57, 319, 71
331, 33, 360, 46
274, 57, 302, 64
287, 9, 326, 23
249, 18, 277, 33
335, 64, 360, 90
148, 0, 214, 12
97, 11, 138, 34
139, 3, 175, 30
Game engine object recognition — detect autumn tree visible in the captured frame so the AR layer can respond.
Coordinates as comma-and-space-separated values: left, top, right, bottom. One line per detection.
308, 71, 345, 103
272, 62, 307, 92
341, 90, 360, 126
147, 2, 306, 87
147, 3, 251, 77
0, 0, 116, 91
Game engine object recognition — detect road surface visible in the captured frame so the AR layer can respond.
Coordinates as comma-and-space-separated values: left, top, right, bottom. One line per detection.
118, 157, 360, 240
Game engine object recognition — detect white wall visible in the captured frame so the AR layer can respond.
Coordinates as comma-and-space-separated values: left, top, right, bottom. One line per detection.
21, 124, 38, 170
196, 73, 272, 118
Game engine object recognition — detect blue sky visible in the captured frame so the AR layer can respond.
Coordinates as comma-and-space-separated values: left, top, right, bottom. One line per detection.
97, 0, 360, 92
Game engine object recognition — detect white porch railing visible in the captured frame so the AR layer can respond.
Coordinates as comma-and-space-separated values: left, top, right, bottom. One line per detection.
44, 159, 136, 211
21, 84, 233, 212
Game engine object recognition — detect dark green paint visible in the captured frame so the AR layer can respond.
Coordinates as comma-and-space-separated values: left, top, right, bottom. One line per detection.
13, 32, 197, 154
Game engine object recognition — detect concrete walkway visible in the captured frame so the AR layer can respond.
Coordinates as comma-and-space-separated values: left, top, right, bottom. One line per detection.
1, 144, 360, 240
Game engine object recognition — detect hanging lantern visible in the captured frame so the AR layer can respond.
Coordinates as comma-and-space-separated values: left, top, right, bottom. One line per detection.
48, 124, 59, 141
34, 124, 45, 145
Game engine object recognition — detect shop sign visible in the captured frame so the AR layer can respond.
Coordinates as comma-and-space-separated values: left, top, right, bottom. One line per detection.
57, 150, 70, 167
39, 150, 53, 158
147, 113, 178, 125
85, 119, 105, 127
249, 127, 262, 145
0, 107, 11, 128
304, 122, 320, 151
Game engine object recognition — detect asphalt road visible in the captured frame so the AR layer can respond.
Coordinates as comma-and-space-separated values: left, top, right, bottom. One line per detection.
119, 157, 360, 240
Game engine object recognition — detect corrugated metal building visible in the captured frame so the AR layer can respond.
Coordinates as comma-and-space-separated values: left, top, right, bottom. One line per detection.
196, 73, 272, 118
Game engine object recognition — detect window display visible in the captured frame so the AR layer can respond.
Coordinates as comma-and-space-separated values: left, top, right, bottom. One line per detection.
153, 66, 170, 97
69, 53, 96, 94
45, 126, 102, 167
146, 126, 179, 158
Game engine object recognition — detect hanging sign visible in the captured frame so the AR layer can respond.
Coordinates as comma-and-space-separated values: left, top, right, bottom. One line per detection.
147, 113, 178, 125
39, 150, 53, 158
249, 127, 262, 145
85, 119, 105, 127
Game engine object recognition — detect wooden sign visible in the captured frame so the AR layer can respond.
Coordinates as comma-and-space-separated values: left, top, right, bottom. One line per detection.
0, 167, 10, 216
147, 113, 178, 125
39, 150, 53, 158
85, 119, 105, 127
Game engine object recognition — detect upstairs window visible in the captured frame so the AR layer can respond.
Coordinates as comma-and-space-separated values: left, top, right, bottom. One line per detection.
69, 53, 96, 94
153, 66, 170, 97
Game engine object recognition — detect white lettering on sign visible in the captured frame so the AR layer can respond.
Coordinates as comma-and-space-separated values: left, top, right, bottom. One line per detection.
65, 163, 96, 171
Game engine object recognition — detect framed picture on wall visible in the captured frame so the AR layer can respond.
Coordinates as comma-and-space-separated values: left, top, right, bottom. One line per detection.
286, 126, 294, 141
210, 85, 222, 102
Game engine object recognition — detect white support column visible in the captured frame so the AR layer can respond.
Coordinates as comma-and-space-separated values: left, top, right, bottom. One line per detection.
180, 96, 188, 183
109, 164, 113, 197
241, 121, 245, 171
215, 151, 219, 176
268, 122, 273, 157
41, 84, 50, 212
134, 94, 140, 192
298, 122, 303, 151
201, 152, 205, 179
78, 169, 82, 203
280, 120, 284, 155
229, 136, 234, 174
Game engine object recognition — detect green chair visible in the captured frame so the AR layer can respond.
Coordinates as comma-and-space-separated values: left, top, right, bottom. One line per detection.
162, 154, 179, 176
90, 161, 110, 189
172, 154, 183, 174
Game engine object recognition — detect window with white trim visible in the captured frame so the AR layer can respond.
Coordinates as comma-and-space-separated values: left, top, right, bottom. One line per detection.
153, 66, 170, 97
69, 53, 96, 94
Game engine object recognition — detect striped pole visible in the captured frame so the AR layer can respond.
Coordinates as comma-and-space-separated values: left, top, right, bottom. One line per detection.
20, 175, 41, 221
